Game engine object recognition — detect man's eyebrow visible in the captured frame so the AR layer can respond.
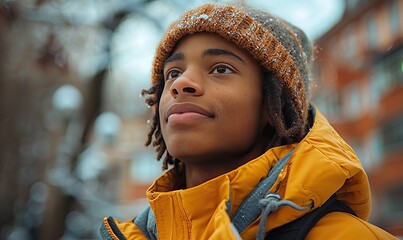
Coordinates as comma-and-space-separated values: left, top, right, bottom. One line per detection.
164, 52, 184, 65
202, 48, 244, 63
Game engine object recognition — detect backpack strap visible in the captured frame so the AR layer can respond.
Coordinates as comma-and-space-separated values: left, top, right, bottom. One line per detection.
231, 149, 295, 233
266, 194, 357, 240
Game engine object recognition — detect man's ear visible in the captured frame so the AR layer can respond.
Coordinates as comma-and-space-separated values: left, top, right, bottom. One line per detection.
261, 101, 273, 127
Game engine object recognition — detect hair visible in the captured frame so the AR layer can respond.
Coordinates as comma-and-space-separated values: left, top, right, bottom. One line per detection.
141, 3, 314, 173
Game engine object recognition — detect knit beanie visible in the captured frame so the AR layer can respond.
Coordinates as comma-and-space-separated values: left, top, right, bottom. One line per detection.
151, 3, 313, 127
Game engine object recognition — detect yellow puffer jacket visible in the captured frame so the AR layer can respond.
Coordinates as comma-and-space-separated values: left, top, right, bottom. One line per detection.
101, 107, 397, 239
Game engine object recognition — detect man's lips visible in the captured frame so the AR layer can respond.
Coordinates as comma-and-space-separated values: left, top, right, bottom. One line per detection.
166, 103, 214, 122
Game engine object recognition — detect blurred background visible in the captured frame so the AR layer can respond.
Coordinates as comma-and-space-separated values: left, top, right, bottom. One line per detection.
0, 0, 402, 239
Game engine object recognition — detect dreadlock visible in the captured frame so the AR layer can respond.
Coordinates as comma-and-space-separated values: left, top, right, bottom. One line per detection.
141, 81, 172, 171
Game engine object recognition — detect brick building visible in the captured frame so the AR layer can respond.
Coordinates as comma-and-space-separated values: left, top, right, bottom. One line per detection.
314, 0, 403, 235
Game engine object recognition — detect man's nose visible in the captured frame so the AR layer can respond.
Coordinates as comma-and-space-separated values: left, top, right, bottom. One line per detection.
169, 69, 204, 97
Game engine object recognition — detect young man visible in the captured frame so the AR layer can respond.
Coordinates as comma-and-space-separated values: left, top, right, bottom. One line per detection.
101, 3, 397, 239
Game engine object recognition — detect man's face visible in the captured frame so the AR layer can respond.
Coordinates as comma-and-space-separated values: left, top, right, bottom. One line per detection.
159, 32, 269, 168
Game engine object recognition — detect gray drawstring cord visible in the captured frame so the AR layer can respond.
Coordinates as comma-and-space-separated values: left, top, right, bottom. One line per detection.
257, 193, 313, 240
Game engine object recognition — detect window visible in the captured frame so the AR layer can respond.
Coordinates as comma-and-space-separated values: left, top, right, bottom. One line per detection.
312, 84, 342, 121
374, 46, 403, 96
361, 82, 371, 112
350, 142, 365, 167
370, 133, 383, 165
361, 132, 383, 171
344, 81, 361, 119
343, 26, 357, 59
382, 47, 403, 88
371, 69, 385, 107
381, 115, 403, 154
383, 185, 403, 220
389, 0, 401, 35
367, 13, 378, 49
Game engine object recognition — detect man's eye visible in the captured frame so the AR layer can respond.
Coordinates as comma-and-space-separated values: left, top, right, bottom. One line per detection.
166, 70, 182, 80
212, 65, 234, 74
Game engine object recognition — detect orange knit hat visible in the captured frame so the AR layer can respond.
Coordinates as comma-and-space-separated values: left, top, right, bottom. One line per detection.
151, 3, 313, 122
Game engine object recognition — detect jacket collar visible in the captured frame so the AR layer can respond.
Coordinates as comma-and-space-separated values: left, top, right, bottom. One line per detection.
146, 145, 294, 219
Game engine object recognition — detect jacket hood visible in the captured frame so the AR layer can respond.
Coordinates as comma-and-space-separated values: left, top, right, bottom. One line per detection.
264, 106, 371, 231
